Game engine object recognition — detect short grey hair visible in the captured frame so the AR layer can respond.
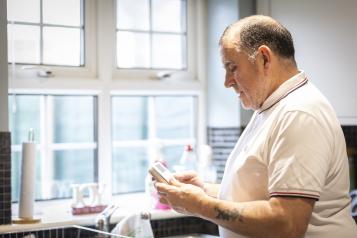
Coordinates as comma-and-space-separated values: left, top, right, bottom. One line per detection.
220, 15, 296, 64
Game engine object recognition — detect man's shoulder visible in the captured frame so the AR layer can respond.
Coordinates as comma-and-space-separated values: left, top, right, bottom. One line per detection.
281, 81, 335, 117
272, 81, 341, 134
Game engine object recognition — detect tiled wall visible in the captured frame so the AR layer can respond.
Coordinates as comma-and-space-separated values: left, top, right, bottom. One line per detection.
342, 126, 357, 190
207, 127, 242, 181
342, 126, 357, 150
151, 217, 218, 237
0, 132, 11, 225
341, 126, 357, 221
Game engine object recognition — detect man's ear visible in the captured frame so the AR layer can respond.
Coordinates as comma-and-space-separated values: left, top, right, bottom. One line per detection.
257, 45, 272, 72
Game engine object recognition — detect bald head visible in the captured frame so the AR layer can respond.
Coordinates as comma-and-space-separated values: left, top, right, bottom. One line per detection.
220, 15, 296, 65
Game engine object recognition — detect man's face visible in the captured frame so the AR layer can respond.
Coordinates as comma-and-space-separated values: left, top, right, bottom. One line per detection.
221, 43, 267, 110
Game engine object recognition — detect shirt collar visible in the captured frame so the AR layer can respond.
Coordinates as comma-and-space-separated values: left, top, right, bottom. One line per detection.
258, 71, 308, 114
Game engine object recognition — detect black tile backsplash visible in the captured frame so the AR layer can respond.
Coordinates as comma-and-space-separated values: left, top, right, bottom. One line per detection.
342, 126, 357, 191
342, 126, 357, 223
151, 216, 218, 238
342, 126, 357, 151
0, 131, 11, 225
207, 127, 242, 181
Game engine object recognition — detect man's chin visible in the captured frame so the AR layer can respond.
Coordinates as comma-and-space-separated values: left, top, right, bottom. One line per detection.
240, 101, 259, 111
240, 102, 252, 110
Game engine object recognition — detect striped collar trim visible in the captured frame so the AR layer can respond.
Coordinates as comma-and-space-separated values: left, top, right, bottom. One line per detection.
258, 72, 308, 114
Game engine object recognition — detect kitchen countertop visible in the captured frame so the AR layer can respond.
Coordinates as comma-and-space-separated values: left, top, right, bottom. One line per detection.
0, 193, 188, 233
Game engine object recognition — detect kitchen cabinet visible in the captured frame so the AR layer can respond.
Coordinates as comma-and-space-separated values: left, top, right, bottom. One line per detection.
257, 0, 357, 125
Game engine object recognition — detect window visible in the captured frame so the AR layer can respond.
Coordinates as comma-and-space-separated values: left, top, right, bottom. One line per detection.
111, 95, 196, 194
7, 0, 84, 66
7, 0, 205, 201
116, 0, 187, 69
9, 94, 97, 201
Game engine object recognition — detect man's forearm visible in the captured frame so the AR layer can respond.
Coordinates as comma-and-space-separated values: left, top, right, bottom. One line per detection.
197, 196, 311, 238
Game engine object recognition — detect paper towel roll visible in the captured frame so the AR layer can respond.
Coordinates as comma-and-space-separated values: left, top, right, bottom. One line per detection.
19, 142, 36, 219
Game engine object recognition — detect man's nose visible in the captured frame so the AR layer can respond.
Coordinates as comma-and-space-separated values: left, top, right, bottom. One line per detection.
224, 72, 234, 88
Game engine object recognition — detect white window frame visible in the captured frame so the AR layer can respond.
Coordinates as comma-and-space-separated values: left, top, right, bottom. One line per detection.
8, 0, 97, 82
111, 0, 198, 81
8, 0, 208, 201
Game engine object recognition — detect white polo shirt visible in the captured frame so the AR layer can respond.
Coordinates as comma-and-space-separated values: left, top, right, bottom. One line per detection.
219, 71, 357, 238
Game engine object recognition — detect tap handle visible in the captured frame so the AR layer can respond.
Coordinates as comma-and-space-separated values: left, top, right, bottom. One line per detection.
141, 211, 151, 220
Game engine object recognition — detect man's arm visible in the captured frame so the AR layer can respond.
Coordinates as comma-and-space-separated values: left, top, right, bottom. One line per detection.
156, 181, 314, 238
202, 196, 314, 238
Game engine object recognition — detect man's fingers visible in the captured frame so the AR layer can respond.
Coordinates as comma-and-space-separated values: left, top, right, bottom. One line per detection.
159, 197, 169, 205
169, 177, 182, 187
157, 191, 167, 196
174, 171, 196, 180
156, 181, 177, 194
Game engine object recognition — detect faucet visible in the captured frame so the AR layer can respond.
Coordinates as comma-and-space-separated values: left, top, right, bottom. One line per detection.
95, 204, 119, 237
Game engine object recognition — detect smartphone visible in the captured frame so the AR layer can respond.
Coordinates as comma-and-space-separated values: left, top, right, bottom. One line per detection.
149, 162, 173, 184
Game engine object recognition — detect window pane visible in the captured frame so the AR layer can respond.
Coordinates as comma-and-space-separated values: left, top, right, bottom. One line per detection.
53, 150, 95, 198
117, 0, 149, 30
152, 34, 185, 69
9, 95, 97, 201
112, 147, 148, 193
43, 0, 82, 26
7, 24, 40, 64
117, 31, 150, 68
152, 0, 186, 33
43, 26, 81, 66
162, 145, 184, 170
11, 152, 42, 202
112, 97, 148, 140
53, 96, 95, 143
7, 0, 40, 23
8, 95, 41, 145
155, 96, 195, 139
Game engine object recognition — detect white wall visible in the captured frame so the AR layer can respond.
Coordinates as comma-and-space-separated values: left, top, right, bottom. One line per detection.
0, 0, 8, 131
257, 0, 357, 124
207, 0, 240, 127
206, 0, 255, 127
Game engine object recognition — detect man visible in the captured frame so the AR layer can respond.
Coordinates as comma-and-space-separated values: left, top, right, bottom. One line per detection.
156, 15, 357, 238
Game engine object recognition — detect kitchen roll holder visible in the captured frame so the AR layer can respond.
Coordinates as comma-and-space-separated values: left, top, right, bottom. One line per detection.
13, 129, 41, 224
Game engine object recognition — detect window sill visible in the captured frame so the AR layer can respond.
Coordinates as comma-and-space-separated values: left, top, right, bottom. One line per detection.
1, 193, 188, 233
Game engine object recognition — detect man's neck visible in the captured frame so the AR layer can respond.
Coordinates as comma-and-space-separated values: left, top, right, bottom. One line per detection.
262, 64, 299, 108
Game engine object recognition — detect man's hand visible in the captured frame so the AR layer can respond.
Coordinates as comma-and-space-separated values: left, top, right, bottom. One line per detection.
155, 178, 208, 215
173, 171, 220, 197
173, 171, 205, 189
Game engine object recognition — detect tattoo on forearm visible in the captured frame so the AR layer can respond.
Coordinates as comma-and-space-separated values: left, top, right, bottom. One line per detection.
214, 206, 244, 223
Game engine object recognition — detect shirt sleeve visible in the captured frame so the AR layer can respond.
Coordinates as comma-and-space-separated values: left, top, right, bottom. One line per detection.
268, 111, 331, 200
